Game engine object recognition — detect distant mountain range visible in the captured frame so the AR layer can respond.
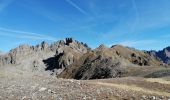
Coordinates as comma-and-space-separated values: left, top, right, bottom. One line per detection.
156, 47, 170, 64
0, 38, 169, 79
145, 47, 170, 64
0, 51, 6, 55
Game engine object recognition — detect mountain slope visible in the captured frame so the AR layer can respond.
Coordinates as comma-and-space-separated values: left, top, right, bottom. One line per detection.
111, 45, 163, 66
58, 45, 164, 79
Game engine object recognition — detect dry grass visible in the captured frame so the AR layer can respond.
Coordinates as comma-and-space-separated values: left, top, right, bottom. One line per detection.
89, 81, 170, 96
146, 78, 170, 85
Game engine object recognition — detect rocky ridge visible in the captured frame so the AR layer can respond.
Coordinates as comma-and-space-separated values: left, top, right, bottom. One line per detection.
0, 38, 168, 79
0, 38, 170, 100
0, 38, 89, 76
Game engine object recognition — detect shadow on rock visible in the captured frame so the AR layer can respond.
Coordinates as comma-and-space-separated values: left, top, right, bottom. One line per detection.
43, 56, 57, 71
43, 53, 64, 71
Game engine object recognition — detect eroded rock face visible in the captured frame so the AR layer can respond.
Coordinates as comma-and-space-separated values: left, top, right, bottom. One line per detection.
0, 43, 46, 66
45, 38, 90, 74
0, 38, 90, 76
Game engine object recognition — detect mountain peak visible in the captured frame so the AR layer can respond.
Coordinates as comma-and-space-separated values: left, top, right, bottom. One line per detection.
65, 38, 74, 45
153, 46, 170, 64
164, 46, 170, 51
97, 44, 108, 50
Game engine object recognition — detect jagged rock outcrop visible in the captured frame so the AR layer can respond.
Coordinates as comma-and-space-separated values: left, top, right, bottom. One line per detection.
0, 43, 50, 67
0, 38, 90, 75
51, 38, 90, 74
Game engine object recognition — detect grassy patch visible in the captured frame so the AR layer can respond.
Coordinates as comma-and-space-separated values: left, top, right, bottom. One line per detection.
145, 69, 170, 78
146, 78, 170, 85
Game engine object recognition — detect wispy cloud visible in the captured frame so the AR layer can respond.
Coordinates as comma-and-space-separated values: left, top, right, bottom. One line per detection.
19, 0, 63, 23
0, 0, 14, 12
119, 40, 157, 47
0, 27, 57, 41
131, 0, 140, 32
161, 34, 170, 38
65, 0, 88, 15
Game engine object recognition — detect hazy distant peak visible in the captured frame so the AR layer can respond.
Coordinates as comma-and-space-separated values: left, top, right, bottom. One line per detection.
0, 50, 6, 55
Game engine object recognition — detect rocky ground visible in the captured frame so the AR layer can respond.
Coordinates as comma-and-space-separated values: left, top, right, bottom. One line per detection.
0, 70, 170, 100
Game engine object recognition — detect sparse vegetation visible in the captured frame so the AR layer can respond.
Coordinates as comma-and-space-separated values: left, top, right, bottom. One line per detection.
145, 69, 170, 78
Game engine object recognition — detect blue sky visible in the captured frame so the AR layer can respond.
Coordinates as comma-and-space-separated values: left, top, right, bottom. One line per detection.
0, 0, 170, 52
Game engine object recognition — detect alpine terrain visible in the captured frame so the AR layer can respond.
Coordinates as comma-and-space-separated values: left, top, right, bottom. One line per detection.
0, 38, 170, 100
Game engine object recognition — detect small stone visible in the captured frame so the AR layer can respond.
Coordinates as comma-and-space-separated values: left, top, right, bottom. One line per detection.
52, 91, 57, 94
31, 86, 37, 89
48, 89, 52, 93
70, 80, 74, 83
83, 95, 87, 100
21, 96, 26, 100
39, 87, 47, 92
58, 97, 62, 100
48, 89, 57, 94
168, 97, 170, 100
151, 96, 156, 100
159, 96, 164, 99
96, 89, 100, 94
141, 95, 146, 99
